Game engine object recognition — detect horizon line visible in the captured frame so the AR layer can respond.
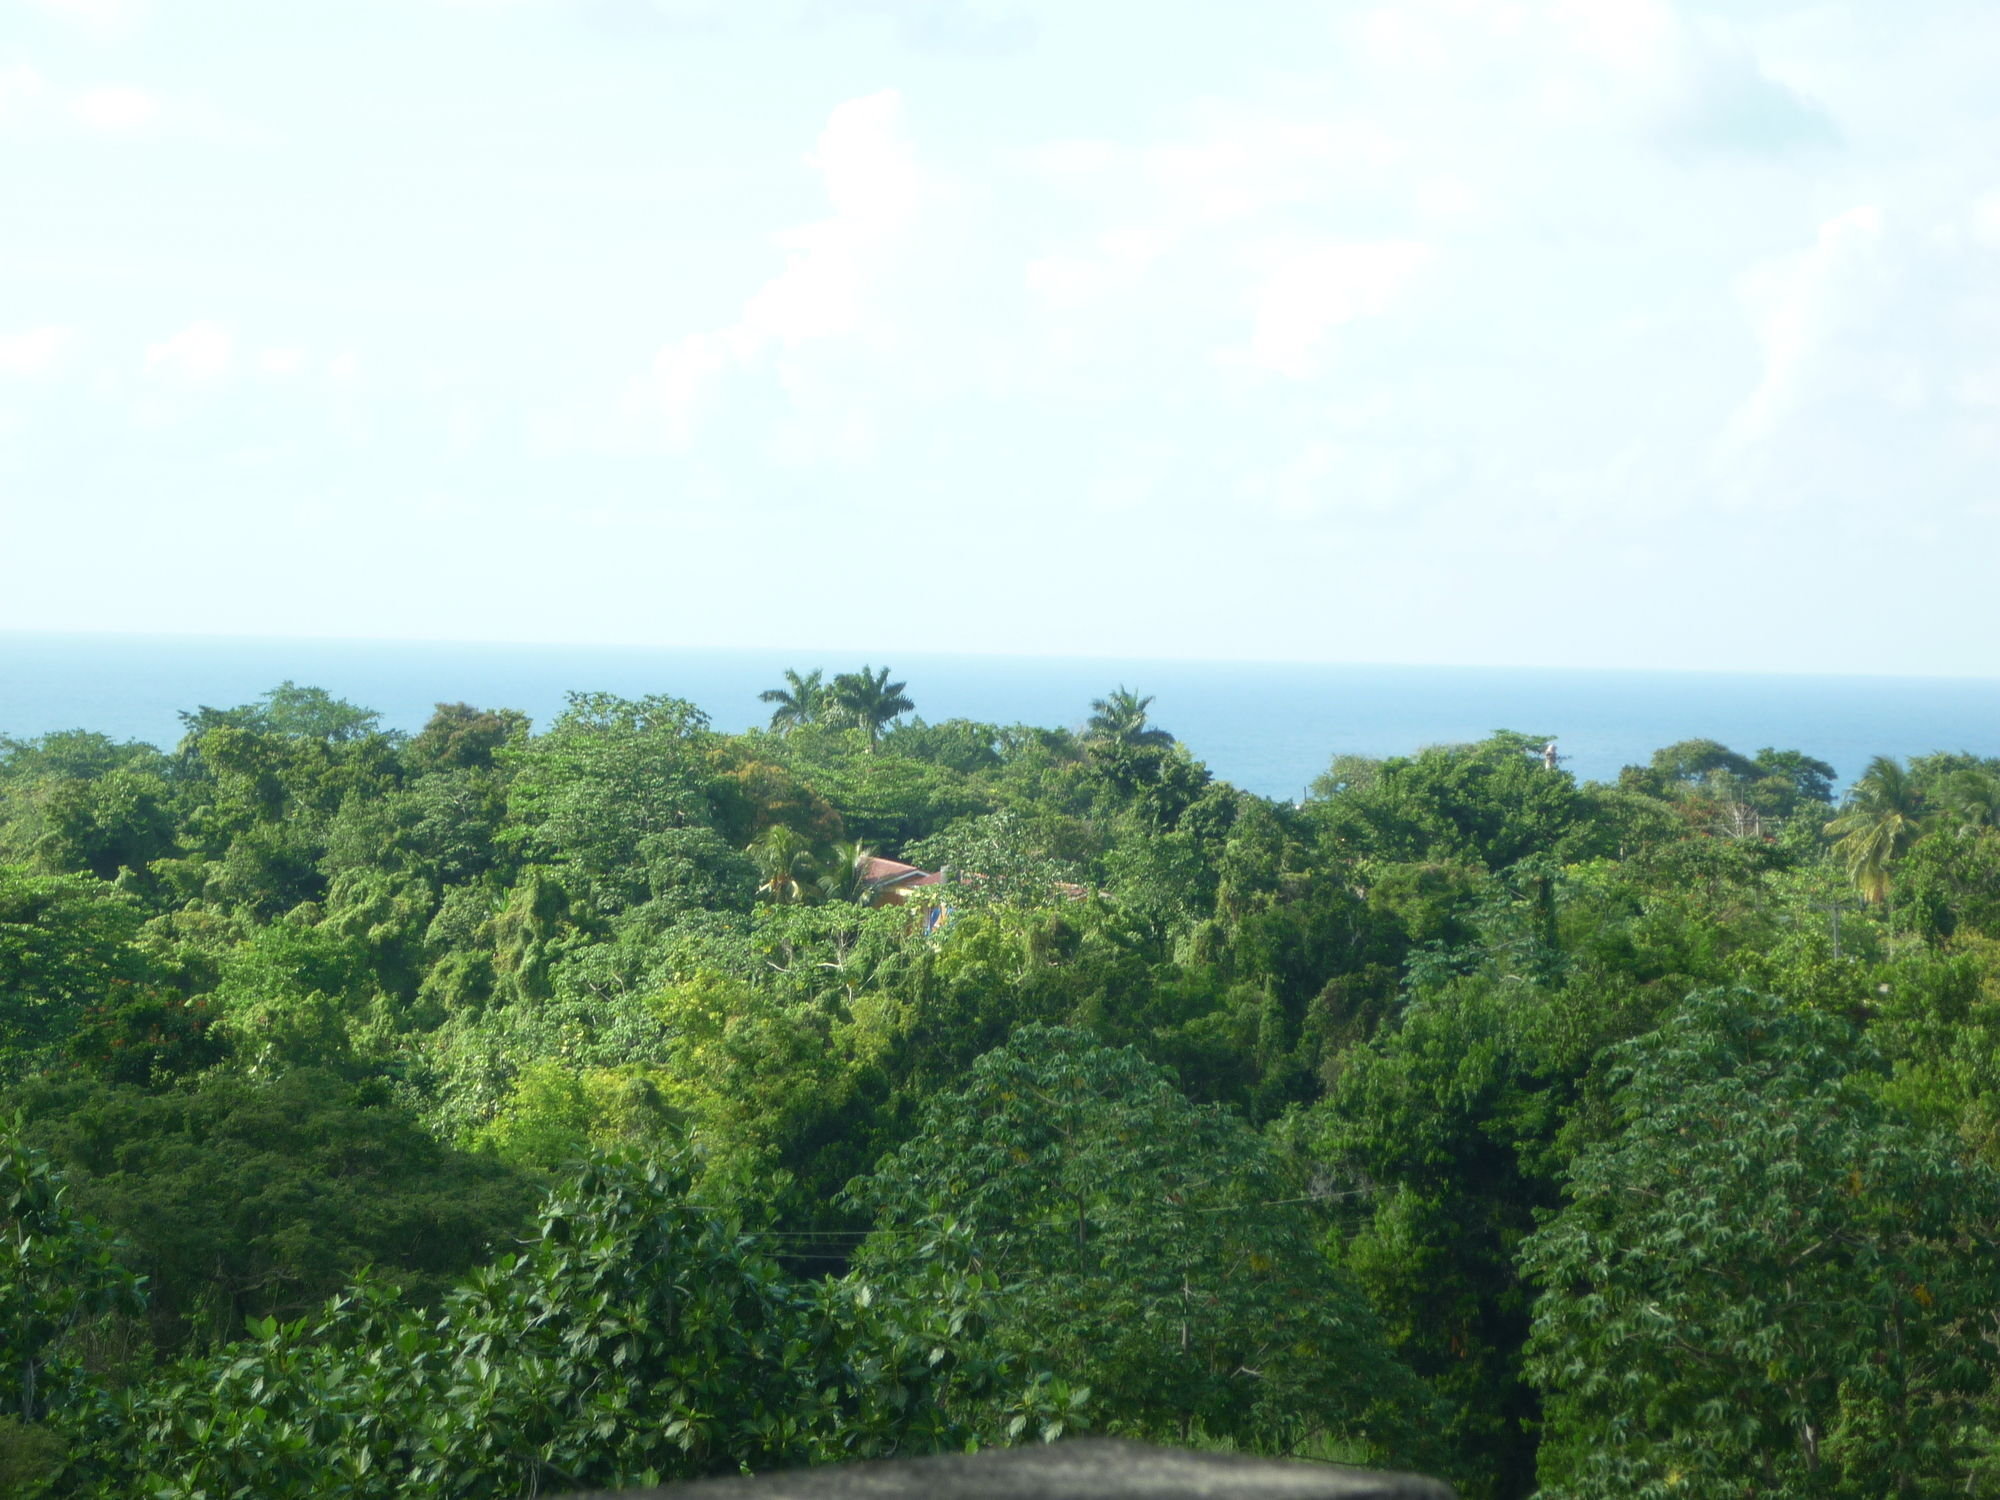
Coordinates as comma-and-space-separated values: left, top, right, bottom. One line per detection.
5, 626, 1998, 688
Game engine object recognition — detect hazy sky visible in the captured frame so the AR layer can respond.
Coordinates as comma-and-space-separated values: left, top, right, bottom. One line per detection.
3, 0, 1996, 673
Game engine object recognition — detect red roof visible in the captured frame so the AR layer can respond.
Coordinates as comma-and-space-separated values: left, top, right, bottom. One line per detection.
848, 864, 932, 888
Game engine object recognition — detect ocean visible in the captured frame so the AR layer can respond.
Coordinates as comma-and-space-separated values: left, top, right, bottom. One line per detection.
4, 632, 1999, 801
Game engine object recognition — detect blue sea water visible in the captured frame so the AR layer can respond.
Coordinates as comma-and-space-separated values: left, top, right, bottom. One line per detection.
4, 632, 1999, 801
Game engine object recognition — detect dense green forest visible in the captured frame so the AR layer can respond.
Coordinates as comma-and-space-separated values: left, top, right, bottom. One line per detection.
6, 671, 2000, 1498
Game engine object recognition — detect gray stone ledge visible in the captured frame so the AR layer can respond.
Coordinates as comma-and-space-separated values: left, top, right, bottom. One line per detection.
561, 1438, 1455, 1500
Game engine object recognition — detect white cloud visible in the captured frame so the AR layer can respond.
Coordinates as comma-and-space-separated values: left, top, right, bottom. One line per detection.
1244, 438, 1460, 520
1732, 205, 1884, 443
1350, 0, 1832, 152
145, 321, 233, 383
0, 326, 75, 376
633, 89, 922, 441
1010, 109, 1424, 366
643, 330, 735, 442
1971, 191, 2000, 251
71, 85, 156, 134
0, 64, 51, 118
1548, 0, 1674, 75
0, 67, 170, 137
1238, 239, 1436, 378
1146, 115, 1404, 225
1024, 227, 1166, 313
26, 0, 148, 35
741, 89, 918, 347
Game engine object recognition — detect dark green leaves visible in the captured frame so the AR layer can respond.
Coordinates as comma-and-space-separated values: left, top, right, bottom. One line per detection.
1522, 990, 2000, 1498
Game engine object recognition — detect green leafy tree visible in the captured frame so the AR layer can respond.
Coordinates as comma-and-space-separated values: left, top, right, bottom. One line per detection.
1749, 746, 1838, 814
87, 1155, 1022, 1499
877, 718, 1005, 773
0, 868, 147, 1068
505, 693, 720, 914
780, 750, 991, 848
1614, 740, 1832, 838
1313, 733, 1590, 872
1311, 970, 1615, 1499
68, 983, 226, 1086
166, 698, 403, 919
10, 1070, 538, 1354
176, 681, 383, 745
0, 1124, 141, 1428
904, 809, 1083, 911
405, 702, 529, 773
850, 1025, 1441, 1466
22, 769, 178, 884
831, 667, 914, 754
1522, 989, 2000, 1498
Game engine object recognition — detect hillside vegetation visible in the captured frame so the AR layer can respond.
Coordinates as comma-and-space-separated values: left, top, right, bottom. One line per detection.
6, 675, 2000, 1498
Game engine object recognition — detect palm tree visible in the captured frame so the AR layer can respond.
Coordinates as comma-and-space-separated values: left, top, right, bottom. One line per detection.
1940, 768, 2000, 835
747, 824, 816, 904
758, 669, 832, 734
815, 840, 877, 903
1825, 756, 1926, 905
1085, 686, 1174, 747
831, 666, 913, 753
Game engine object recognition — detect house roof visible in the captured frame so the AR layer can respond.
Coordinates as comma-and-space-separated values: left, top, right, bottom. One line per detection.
859, 856, 941, 889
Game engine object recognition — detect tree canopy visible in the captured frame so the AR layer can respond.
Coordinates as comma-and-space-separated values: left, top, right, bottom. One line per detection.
1, 684, 1998, 1497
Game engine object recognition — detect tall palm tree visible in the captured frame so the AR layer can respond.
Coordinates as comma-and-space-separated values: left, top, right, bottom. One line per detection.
1825, 755, 1926, 905
1085, 686, 1174, 747
831, 666, 913, 753
746, 824, 816, 904
759, 669, 831, 734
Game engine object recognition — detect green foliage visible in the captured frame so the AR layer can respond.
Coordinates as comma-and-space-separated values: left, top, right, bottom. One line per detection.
878, 717, 1004, 774
68, 984, 226, 1085
905, 809, 1084, 910
503, 692, 721, 914
13, 678, 2000, 1496
759, 668, 835, 734
404, 703, 528, 773
1522, 989, 2000, 1498
0, 868, 147, 1068
830, 666, 915, 752
1085, 687, 1173, 748
1311, 971, 1629, 1498
0, 1123, 142, 1426
851, 1025, 1441, 1467
84, 1155, 1022, 1499
1313, 733, 1593, 871
8, 1072, 537, 1354
783, 746, 992, 848
0, 1413, 66, 1498
1825, 754, 1926, 905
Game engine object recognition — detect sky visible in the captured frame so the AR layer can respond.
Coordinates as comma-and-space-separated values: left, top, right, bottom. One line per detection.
2, 0, 1997, 675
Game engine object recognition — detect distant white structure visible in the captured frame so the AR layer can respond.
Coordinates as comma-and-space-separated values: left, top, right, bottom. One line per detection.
1542, 740, 1560, 772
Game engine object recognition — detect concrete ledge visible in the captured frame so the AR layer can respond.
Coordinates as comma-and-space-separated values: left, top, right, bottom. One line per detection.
561, 1438, 1455, 1499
